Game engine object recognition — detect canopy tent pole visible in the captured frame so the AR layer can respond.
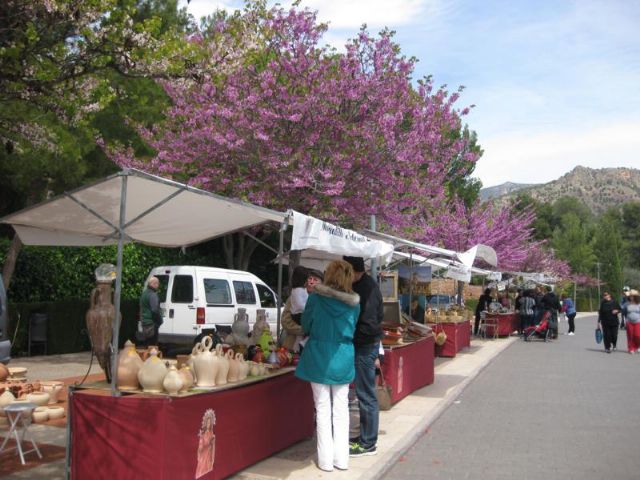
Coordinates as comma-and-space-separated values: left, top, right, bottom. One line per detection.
369, 215, 378, 283
276, 220, 287, 337
109, 173, 128, 396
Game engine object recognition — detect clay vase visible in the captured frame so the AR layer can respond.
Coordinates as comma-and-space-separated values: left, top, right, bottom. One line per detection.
178, 365, 195, 392
162, 365, 183, 395
214, 343, 229, 386
236, 353, 249, 381
194, 336, 218, 388
187, 342, 203, 383
0, 363, 8, 382
231, 308, 251, 346
0, 389, 15, 417
252, 309, 270, 342
86, 281, 120, 382
117, 340, 143, 391
226, 349, 239, 382
40, 381, 64, 404
137, 347, 167, 393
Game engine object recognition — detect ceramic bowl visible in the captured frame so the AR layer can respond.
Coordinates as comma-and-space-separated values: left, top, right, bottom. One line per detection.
32, 406, 49, 423
8, 367, 27, 380
26, 391, 50, 406
47, 406, 65, 420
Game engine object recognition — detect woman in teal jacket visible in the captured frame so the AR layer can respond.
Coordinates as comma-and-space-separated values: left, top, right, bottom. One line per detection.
295, 260, 360, 472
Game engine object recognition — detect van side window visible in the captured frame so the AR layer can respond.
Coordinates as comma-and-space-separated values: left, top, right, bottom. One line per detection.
256, 284, 277, 308
233, 281, 257, 305
171, 275, 194, 303
204, 279, 232, 304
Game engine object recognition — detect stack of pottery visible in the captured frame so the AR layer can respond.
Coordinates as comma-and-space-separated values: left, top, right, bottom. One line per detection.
117, 340, 144, 391
41, 381, 65, 404
193, 337, 218, 388
137, 347, 167, 393
32, 406, 49, 423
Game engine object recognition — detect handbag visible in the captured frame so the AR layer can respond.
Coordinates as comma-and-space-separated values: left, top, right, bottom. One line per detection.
376, 374, 393, 411
595, 327, 603, 344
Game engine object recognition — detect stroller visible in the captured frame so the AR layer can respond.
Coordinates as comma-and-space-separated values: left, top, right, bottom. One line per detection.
523, 311, 551, 342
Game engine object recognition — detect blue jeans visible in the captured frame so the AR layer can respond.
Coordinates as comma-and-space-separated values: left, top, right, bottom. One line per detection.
355, 342, 379, 449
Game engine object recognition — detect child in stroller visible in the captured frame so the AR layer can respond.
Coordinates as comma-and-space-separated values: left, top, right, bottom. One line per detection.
523, 310, 551, 342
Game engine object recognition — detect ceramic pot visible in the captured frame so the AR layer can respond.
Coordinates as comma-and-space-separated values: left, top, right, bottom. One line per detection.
32, 406, 49, 423
214, 343, 229, 386
40, 381, 64, 404
26, 391, 50, 407
162, 365, 183, 395
231, 308, 251, 346
86, 281, 117, 382
0, 363, 8, 382
226, 349, 239, 382
47, 406, 65, 420
187, 342, 203, 383
194, 336, 218, 388
236, 353, 249, 381
252, 309, 270, 341
8, 367, 27, 380
0, 389, 15, 417
117, 340, 143, 391
178, 366, 195, 392
137, 347, 167, 393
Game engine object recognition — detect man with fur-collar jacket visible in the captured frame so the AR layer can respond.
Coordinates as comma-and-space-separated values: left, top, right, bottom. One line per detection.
343, 256, 383, 458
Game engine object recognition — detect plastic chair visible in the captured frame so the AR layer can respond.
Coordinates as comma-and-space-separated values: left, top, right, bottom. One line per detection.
478, 312, 498, 339
28, 313, 47, 356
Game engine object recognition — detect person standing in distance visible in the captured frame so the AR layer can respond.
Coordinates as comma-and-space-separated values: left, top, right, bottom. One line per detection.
140, 276, 162, 347
598, 291, 621, 353
343, 256, 383, 457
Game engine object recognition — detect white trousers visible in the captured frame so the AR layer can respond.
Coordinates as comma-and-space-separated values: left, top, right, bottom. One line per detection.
310, 382, 350, 471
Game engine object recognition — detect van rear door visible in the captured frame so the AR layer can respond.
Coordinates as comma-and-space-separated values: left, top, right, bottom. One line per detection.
202, 275, 235, 328
165, 272, 197, 336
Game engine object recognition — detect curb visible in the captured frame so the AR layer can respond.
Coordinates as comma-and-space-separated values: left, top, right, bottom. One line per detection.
366, 337, 518, 480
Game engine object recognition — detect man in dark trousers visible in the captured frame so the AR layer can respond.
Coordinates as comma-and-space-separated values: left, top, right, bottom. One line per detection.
139, 276, 163, 347
598, 291, 621, 353
541, 285, 561, 339
343, 256, 383, 457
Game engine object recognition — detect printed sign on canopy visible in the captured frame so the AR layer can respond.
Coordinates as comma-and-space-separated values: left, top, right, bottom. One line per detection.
289, 210, 394, 263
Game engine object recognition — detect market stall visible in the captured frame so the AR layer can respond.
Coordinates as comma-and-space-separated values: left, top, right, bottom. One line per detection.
70, 369, 314, 480
380, 336, 435, 404
432, 319, 471, 357
484, 312, 519, 337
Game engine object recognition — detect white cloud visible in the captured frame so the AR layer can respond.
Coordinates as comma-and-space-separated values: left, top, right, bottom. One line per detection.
475, 121, 640, 188
179, 0, 240, 20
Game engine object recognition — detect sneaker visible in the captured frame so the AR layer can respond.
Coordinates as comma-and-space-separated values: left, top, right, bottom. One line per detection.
606, 349, 611, 354
349, 443, 377, 457
613, 346, 617, 351
568, 332, 575, 336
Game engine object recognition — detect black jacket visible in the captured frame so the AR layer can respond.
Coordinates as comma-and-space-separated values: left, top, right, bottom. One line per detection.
352, 273, 383, 346
599, 299, 621, 327
541, 292, 561, 311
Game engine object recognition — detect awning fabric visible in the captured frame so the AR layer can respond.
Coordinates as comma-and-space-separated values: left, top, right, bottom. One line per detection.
289, 210, 394, 264
1, 169, 287, 247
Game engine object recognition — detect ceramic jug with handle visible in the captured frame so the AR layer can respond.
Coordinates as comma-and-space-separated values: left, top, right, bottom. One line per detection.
117, 340, 143, 391
236, 352, 249, 381
226, 349, 240, 382
162, 365, 184, 395
194, 336, 218, 388
137, 347, 167, 393
215, 343, 229, 386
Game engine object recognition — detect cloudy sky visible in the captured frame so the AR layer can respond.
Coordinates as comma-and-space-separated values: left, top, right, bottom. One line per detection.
180, 0, 640, 188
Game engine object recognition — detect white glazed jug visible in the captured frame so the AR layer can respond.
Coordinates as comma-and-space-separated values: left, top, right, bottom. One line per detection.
236, 352, 249, 381
194, 336, 218, 387
137, 347, 168, 393
163, 365, 184, 395
215, 343, 230, 386
226, 349, 239, 382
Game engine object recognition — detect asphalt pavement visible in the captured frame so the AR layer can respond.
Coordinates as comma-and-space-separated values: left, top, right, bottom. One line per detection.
382, 314, 640, 480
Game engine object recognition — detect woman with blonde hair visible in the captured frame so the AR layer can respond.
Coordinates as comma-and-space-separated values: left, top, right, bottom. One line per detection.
624, 290, 640, 354
295, 260, 360, 472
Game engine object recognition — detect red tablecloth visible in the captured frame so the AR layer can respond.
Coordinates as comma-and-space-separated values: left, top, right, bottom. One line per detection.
381, 336, 435, 404
433, 321, 471, 357
485, 313, 519, 337
70, 371, 314, 480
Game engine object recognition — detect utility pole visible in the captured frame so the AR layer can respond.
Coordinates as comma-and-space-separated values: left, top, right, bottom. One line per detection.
596, 261, 601, 299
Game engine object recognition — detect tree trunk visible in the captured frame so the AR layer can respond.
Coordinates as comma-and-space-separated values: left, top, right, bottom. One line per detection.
221, 232, 263, 270
222, 235, 234, 269
1, 234, 23, 290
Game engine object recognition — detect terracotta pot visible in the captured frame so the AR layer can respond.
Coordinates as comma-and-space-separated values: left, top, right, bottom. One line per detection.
40, 381, 64, 404
162, 365, 183, 395
117, 340, 143, 391
137, 347, 167, 393
47, 406, 65, 420
32, 406, 49, 423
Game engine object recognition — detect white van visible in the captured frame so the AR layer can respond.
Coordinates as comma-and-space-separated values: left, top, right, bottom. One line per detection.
145, 266, 279, 347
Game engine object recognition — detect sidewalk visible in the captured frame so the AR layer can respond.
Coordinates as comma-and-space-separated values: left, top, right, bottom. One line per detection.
1, 333, 521, 479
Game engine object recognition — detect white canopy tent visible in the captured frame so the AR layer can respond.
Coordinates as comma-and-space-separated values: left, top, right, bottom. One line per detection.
1, 169, 289, 395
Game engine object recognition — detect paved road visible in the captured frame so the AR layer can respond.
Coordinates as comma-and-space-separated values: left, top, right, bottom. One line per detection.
383, 314, 640, 480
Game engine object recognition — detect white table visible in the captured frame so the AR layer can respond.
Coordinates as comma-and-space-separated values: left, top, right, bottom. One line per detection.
0, 402, 42, 465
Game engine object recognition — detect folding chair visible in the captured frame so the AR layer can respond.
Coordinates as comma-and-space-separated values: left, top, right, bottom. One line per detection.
478, 312, 498, 339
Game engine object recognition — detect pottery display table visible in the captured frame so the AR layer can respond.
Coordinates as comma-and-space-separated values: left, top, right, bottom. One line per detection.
70, 370, 314, 480
432, 321, 471, 357
484, 312, 519, 337
381, 335, 435, 404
